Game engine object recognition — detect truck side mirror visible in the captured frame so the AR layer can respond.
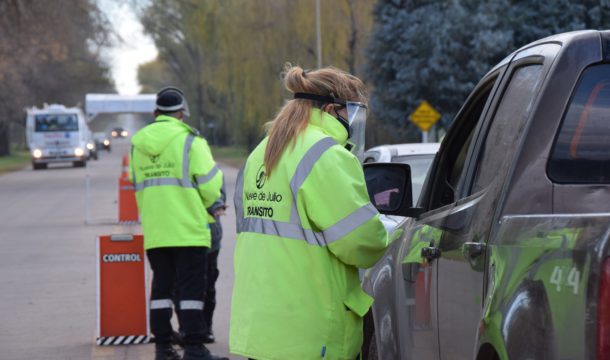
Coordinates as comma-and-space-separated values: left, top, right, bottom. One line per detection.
364, 163, 420, 217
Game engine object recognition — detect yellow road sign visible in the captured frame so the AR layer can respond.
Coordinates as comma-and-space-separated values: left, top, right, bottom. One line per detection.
409, 101, 441, 132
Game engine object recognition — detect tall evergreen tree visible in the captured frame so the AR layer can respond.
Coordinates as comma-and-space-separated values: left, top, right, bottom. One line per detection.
366, 0, 610, 143
509, 0, 586, 47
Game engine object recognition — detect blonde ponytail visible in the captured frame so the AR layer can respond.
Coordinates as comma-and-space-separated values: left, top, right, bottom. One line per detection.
264, 64, 367, 176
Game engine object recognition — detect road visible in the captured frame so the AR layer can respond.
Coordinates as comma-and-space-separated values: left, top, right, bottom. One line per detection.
0, 138, 243, 360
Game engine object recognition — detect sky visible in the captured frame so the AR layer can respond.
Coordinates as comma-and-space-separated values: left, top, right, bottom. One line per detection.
99, 1, 158, 95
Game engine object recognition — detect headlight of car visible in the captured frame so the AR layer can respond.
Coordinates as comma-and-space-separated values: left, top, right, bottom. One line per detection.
111, 131, 118, 137
86, 143, 94, 150
74, 147, 84, 157
103, 139, 110, 146
121, 130, 128, 137
32, 149, 42, 158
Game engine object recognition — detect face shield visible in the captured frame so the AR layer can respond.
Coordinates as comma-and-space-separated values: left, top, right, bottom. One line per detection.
345, 102, 367, 161
293, 93, 368, 159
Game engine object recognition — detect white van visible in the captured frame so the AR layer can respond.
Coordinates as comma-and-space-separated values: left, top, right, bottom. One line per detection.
26, 104, 91, 170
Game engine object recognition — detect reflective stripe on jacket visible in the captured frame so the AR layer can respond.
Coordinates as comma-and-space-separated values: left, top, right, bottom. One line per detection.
230, 109, 389, 360
130, 115, 223, 250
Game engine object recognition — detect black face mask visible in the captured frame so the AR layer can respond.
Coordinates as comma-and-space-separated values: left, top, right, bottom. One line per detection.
332, 107, 352, 139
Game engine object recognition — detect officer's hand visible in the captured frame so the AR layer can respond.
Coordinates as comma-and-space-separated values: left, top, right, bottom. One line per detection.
214, 205, 229, 217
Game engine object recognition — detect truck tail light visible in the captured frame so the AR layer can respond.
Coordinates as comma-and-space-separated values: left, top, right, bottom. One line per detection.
598, 257, 610, 358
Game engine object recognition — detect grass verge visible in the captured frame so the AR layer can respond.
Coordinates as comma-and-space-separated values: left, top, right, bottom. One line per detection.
0, 151, 30, 175
211, 146, 247, 168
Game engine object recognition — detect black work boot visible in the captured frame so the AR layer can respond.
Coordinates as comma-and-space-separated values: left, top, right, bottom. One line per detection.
182, 344, 229, 360
154, 343, 181, 360
202, 329, 215, 344
171, 330, 185, 348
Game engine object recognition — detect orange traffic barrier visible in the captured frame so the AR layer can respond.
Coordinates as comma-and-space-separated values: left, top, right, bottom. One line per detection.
96, 234, 150, 345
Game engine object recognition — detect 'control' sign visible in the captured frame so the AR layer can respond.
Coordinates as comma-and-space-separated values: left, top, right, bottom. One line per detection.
97, 234, 149, 345
102, 253, 142, 263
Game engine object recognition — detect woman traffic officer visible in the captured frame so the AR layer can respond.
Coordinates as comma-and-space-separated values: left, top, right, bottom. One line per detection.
230, 65, 389, 360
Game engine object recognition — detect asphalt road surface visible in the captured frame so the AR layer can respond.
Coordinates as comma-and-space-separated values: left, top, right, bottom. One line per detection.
0, 138, 243, 360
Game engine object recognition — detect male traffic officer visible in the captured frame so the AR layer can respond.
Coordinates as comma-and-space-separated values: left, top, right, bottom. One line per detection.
174, 177, 227, 346
130, 87, 228, 360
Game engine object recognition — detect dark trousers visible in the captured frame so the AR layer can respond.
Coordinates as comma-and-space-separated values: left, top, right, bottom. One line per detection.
203, 249, 219, 330
147, 247, 208, 345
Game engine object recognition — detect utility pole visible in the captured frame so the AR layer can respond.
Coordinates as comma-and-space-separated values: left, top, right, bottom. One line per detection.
316, 0, 322, 68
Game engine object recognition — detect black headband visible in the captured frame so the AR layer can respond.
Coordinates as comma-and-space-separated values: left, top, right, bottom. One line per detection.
294, 92, 346, 106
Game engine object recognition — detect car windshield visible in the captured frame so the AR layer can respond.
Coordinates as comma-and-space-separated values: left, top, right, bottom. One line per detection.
35, 114, 78, 132
391, 154, 435, 201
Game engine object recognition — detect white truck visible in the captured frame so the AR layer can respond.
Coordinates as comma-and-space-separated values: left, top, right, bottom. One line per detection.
26, 104, 91, 170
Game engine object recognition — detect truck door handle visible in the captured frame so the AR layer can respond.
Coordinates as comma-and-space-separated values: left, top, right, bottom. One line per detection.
461, 242, 485, 260
421, 246, 441, 262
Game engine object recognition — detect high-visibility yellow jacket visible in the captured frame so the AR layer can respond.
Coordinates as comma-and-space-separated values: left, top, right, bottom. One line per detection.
230, 109, 389, 360
130, 115, 222, 250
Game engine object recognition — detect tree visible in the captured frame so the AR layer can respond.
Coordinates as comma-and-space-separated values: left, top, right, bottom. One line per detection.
366, 0, 511, 143
138, 0, 375, 149
0, 0, 114, 156
366, 0, 610, 144
138, 59, 175, 94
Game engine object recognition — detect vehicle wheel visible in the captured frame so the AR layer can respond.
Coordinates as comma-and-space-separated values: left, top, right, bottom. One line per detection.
73, 160, 86, 168
32, 162, 47, 170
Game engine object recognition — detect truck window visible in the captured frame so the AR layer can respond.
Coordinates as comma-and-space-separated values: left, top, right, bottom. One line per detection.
35, 114, 79, 132
471, 64, 544, 193
548, 64, 610, 184
429, 77, 497, 209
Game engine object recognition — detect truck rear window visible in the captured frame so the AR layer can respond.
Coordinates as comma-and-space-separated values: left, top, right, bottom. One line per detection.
35, 114, 78, 132
548, 64, 610, 183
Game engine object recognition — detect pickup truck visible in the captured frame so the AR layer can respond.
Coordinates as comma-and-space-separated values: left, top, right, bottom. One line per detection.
362, 30, 610, 360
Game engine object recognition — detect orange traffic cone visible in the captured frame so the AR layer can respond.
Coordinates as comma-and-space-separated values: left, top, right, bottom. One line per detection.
118, 153, 138, 223
121, 154, 130, 179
